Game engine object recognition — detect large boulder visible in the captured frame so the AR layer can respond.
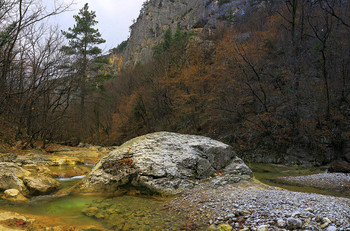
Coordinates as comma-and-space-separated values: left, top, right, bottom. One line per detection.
23, 175, 61, 195
80, 132, 251, 195
0, 172, 26, 192
0, 162, 30, 178
0, 163, 29, 192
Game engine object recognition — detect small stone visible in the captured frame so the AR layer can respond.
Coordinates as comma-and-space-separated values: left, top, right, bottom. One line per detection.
225, 213, 235, 219
207, 224, 217, 231
323, 218, 331, 224
287, 217, 303, 229
4, 189, 20, 197
327, 226, 337, 231
217, 224, 232, 231
292, 211, 301, 217
277, 219, 286, 228
2, 189, 28, 202
321, 217, 331, 228
315, 215, 322, 222
257, 225, 268, 231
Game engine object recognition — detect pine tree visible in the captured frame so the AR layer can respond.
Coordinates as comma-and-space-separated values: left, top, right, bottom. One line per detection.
61, 3, 105, 139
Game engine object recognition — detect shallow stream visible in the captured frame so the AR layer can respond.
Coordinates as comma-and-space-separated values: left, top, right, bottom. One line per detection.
0, 176, 196, 230
0, 164, 347, 230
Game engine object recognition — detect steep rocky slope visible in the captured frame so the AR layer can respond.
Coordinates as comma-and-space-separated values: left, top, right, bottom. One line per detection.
118, 0, 261, 66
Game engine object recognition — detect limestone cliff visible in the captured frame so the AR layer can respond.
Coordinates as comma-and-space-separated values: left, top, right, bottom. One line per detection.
117, 0, 260, 67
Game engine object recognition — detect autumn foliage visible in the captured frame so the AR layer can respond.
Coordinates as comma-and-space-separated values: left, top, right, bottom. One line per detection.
89, 1, 350, 162
1, 0, 349, 163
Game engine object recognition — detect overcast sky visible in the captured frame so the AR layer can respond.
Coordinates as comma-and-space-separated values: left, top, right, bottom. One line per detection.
44, 0, 146, 52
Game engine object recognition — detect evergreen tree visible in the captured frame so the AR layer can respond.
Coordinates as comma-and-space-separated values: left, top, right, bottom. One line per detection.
61, 3, 105, 139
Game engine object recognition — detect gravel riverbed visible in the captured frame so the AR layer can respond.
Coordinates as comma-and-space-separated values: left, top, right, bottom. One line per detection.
167, 179, 350, 230
278, 173, 350, 192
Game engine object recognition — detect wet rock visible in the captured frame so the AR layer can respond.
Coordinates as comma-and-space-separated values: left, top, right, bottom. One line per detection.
23, 175, 61, 195
82, 207, 99, 217
2, 189, 28, 202
80, 132, 251, 195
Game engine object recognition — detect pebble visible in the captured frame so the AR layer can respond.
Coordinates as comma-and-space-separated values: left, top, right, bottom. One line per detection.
287, 217, 303, 229
276, 219, 285, 227
327, 226, 337, 231
217, 224, 232, 231
257, 225, 268, 231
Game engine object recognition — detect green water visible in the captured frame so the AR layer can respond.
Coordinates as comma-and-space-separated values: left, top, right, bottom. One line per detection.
0, 177, 198, 230
251, 163, 349, 198
81, 195, 197, 230
0, 194, 103, 226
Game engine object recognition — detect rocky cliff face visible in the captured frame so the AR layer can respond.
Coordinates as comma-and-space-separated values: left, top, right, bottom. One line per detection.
118, 0, 259, 66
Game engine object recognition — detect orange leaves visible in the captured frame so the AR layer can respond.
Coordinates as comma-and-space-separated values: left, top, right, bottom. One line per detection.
119, 158, 133, 167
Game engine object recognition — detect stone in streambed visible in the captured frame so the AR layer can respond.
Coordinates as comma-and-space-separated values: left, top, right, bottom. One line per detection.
2, 189, 28, 202
79, 132, 251, 195
0, 163, 29, 192
23, 175, 60, 195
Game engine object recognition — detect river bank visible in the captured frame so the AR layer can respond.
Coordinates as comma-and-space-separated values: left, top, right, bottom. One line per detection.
167, 179, 350, 230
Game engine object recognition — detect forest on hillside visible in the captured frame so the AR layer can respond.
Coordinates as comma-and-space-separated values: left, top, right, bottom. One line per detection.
0, 0, 349, 163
